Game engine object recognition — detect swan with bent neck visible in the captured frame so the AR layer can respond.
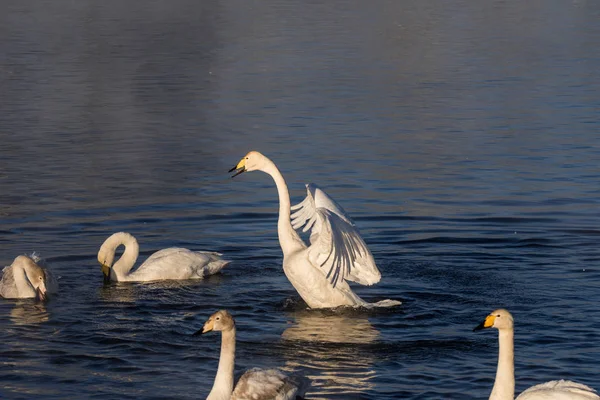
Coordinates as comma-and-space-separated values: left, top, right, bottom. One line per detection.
474, 309, 599, 400
0, 255, 56, 300
195, 310, 309, 400
97, 232, 229, 282
229, 151, 400, 309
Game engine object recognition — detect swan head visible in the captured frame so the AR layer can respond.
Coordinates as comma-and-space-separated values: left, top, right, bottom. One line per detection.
12, 255, 49, 301
193, 310, 235, 335
97, 232, 137, 283
229, 151, 267, 177
97, 244, 115, 283
473, 308, 514, 332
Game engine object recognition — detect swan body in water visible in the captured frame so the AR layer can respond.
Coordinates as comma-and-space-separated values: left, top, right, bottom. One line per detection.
0, 255, 58, 300
195, 310, 310, 400
474, 309, 599, 400
229, 151, 400, 309
98, 232, 229, 282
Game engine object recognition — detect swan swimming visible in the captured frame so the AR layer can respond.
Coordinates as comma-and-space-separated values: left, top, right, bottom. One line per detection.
0, 255, 58, 300
98, 232, 230, 282
229, 151, 400, 309
474, 309, 599, 400
195, 310, 310, 400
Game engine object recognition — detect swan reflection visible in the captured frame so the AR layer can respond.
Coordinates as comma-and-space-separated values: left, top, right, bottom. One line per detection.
281, 310, 379, 399
9, 300, 50, 325
98, 283, 138, 303
98, 274, 225, 304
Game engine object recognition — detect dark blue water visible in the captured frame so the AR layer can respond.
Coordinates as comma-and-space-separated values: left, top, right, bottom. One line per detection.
1, 1, 599, 399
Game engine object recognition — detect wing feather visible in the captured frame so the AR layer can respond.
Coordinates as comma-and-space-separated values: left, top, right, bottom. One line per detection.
232, 368, 309, 400
291, 183, 381, 288
0, 266, 18, 298
135, 248, 229, 280
517, 380, 599, 399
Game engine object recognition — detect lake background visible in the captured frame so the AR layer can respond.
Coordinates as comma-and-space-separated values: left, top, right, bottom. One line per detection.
1, 1, 599, 399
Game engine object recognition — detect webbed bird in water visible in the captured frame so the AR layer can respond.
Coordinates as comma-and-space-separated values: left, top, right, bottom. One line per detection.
474, 309, 599, 400
0, 254, 58, 300
98, 232, 229, 283
229, 151, 401, 309
195, 310, 310, 400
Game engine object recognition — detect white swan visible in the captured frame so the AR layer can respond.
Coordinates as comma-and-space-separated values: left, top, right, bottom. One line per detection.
229, 151, 400, 309
195, 310, 310, 400
0, 255, 58, 300
97, 232, 230, 282
474, 309, 599, 400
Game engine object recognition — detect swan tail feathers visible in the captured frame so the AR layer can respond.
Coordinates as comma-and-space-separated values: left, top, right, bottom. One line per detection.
197, 252, 230, 277
363, 299, 402, 309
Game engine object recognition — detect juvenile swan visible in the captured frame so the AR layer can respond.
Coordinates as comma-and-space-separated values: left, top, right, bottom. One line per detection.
474, 309, 599, 400
0, 255, 57, 300
97, 232, 229, 282
229, 151, 400, 309
196, 310, 310, 400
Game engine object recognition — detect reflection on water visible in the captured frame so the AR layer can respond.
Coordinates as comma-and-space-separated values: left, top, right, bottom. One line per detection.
282, 310, 379, 399
98, 274, 226, 304
282, 310, 380, 344
9, 300, 50, 325
1, 0, 599, 398
98, 283, 139, 304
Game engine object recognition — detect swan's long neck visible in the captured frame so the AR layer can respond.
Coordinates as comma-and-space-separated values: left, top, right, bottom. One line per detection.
262, 159, 305, 255
207, 328, 236, 400
110, 234, 139, 280
490, 328, 515, 400
12, 266, 35, 297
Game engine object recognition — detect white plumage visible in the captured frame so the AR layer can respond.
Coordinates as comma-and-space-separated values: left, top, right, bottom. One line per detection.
291, 183, 381, 288
97, 232, 229, 282
474, 309, 599, 400
517, 380, 599, 400
229, 151, 400, 309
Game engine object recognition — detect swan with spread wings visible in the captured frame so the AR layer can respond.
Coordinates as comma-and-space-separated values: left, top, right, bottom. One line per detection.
229, 151, 400, 309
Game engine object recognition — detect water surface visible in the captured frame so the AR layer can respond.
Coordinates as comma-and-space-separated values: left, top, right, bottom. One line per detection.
1, 1, 599, 399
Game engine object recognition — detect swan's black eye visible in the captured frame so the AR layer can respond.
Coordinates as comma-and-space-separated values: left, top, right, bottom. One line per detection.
216, 317, 220, 321
496, 314, 501, 317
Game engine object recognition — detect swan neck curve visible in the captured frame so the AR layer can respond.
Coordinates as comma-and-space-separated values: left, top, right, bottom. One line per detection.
490, 328, 515, 400
12, 265, 34, 296
207, 328, 236, 400
111, 234, 140, 280
261, 158, 304, 255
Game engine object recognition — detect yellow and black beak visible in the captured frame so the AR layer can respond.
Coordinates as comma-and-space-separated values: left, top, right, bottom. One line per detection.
101, 263, 111, 284
473, 314, 496, 331
228, 158, 246, 178
193, 318, 214, 336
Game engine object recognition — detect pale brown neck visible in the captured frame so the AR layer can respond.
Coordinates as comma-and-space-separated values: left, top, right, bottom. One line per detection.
207, 327, 236, 400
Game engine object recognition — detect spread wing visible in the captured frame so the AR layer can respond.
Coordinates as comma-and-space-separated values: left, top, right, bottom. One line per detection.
291, 183, 381, 288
